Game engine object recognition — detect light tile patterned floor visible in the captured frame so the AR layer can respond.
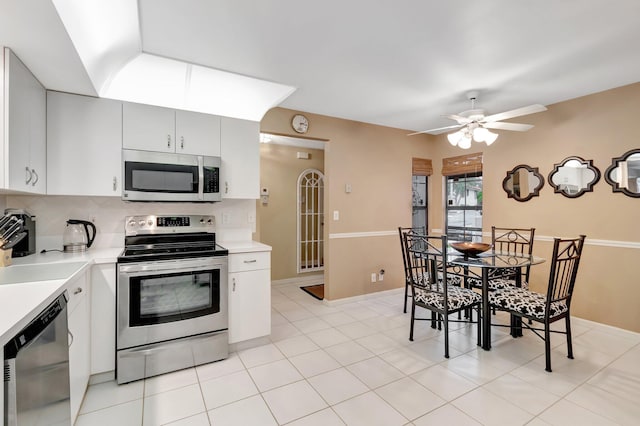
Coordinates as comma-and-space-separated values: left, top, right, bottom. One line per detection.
77, 282, 640, 425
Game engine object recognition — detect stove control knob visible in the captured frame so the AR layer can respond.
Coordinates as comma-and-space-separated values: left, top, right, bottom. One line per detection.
128, 220, 136, 227
207, 218, 213, 225
138, 220, 146, 227
147, 220, 153, 226
199, 218, 205, 224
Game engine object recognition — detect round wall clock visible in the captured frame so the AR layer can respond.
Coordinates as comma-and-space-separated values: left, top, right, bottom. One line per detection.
291, 114, 309, 134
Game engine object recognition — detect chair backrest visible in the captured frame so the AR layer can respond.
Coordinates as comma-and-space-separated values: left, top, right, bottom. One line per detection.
403, 232, 450, 306
399, 227, 425, 282
546, 235, 586, 310
492, 226, 536, 282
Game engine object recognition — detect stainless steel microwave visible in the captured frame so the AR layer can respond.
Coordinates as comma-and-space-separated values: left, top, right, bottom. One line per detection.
122, 149, 221, 202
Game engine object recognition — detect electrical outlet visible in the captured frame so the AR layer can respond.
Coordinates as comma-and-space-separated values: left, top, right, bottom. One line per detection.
333, 210, 340, 221
222, 212, 231, 225
370, 273, 377, 283
378, 273, 384, 282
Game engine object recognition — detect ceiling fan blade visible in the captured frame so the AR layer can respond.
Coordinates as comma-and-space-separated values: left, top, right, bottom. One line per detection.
483, 122, 534, 131
408, 124, 463, 136
482, 104, 547, 123
444, 114, 471, 124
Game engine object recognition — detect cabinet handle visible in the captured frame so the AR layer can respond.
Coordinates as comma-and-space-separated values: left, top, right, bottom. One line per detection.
113, 176, 118, 191
232, 277, 236, 292
74, 287, 83, 295
243, 259, 257, 264
68, 330, 74, 348
225, 181, 229, 194
167, 134, 172, 148
25, 167, 32, 184
31, 169, 38, 186
180, 136, 184, 149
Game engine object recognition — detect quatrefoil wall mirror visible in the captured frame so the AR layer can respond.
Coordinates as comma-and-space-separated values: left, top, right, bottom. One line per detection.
548, 156, 601, 198
604, 149, 640, 198
502, 164, 544, 202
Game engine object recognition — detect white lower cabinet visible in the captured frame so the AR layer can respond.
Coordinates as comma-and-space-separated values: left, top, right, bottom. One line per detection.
228, 251, 271, 343
90, 264, 116, 375
67, 271, 90, 424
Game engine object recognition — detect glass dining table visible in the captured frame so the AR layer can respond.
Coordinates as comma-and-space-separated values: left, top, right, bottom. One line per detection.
447, 251, 546, 350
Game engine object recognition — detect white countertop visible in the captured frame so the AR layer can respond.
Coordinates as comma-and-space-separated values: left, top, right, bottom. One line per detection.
0, 248, 121, 348
220, 240, 272, 253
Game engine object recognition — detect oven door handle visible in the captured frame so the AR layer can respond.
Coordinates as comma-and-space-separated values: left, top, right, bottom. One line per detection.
119, 259, 226, 274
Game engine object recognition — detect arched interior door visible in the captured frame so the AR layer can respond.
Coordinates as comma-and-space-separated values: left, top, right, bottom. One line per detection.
297, 169, 324, 273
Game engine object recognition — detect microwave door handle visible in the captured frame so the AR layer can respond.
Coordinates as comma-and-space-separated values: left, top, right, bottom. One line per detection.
198, 156, 204, 200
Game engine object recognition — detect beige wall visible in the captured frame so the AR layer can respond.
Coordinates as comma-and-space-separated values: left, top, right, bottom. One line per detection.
258, 143, 324, 280
261, 108, 434, 301
261, 82, 640, 332
430, 82, 640, 332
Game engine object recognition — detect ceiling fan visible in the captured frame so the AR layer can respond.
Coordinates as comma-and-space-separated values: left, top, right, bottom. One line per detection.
409, 91, 547, 149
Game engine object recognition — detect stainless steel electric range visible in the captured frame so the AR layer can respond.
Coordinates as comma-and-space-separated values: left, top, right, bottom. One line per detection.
116, 214, 228, 384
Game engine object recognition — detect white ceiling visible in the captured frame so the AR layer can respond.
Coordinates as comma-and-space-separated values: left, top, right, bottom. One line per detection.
3, 0, 640, 133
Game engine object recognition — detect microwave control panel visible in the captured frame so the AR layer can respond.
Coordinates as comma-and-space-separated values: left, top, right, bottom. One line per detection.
203, 167, 220, 194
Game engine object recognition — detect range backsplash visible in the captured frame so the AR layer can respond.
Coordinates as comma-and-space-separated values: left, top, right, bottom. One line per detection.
4, 195, 256, 251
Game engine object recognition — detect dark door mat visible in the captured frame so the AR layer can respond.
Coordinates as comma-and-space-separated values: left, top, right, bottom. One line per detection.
300, 284, 324, 300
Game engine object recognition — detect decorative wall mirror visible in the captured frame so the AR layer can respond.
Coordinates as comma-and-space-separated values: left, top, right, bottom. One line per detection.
604, 149, 640, 198
548, 156, 600, 198
502, 164, 544, 202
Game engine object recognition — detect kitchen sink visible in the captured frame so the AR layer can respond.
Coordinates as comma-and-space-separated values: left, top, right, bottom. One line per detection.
0, 261, 87, 285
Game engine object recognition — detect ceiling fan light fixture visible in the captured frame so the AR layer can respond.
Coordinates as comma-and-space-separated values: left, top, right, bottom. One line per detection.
484, 130, 498, 145
458, 134, 472, 149
447, 131, 463, 146
472, 126, 489, 142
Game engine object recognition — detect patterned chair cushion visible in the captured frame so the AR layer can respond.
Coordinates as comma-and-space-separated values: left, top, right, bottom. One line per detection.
438, 271, 462, 286
488, 287, 568, 320
409, 272, 461, 287
414, 286, 482, 311
468, 277, 529, 291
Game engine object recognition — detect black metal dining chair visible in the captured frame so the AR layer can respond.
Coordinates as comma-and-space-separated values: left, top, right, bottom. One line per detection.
398, 226, 425, 313
404, 232, 481, 358
488, 235, 586, 372
468, 226, 536, 291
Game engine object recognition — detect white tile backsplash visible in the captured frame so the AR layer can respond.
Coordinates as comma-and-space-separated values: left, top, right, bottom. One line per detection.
4, 195, 256, 251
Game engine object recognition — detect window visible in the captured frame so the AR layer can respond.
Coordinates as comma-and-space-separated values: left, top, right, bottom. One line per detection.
445, 172, 482, 241
411, 158, 432, 230
412, 175, 428, 229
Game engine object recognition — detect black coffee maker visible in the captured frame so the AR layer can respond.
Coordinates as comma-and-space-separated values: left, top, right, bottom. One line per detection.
4, 209, 36, 257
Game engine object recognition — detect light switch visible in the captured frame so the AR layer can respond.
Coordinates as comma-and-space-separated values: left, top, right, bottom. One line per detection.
333, 210, 340, 221
345, 183, 352, 193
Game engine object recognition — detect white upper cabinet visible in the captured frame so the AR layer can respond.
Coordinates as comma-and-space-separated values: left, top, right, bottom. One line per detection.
175, 110, 221, 156
123, 102, 221, 156
1, 48, 46, 194
47, 92, 122, 196
220, 117, 260, 199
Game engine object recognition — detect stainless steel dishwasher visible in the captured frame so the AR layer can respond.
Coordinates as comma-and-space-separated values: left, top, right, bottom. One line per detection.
4, 293, 71, 426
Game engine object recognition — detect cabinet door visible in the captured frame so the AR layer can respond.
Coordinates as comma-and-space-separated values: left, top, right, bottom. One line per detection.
47, 92, 122, 196
90, 264, 116, 375
5, 48, 46, 193
175, 110, 221, 156
123, 102, 175, 152
68, 273, 90, 424
220, 117, 260, 199
228, 269, 271, 343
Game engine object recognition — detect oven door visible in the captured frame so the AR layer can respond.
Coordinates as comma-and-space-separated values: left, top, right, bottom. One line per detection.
117, 256, 228, 350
